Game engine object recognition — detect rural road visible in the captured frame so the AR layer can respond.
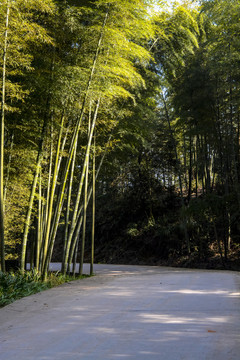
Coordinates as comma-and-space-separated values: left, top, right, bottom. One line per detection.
0, 264, 239, 360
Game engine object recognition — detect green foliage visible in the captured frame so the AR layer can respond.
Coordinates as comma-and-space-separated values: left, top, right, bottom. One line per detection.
1, 0, 240, 272
0, 270, 49, 306
152, 4, 199, 79
90, 0, 240, 269
0, 270, 91, 307
0, 0, 55, 109
46, 272, 91, 287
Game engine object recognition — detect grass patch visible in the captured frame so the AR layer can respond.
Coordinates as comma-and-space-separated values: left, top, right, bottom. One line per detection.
0, 270, 91, 307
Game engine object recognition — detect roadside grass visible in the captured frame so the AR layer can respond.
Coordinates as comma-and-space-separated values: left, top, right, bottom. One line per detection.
0, 270, 90, 307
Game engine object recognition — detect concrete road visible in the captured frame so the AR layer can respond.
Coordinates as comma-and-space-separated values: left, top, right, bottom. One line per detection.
0, 264, 239, 360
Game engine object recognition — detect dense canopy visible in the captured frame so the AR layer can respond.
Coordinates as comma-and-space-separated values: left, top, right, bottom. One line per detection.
0, 0, 239, 276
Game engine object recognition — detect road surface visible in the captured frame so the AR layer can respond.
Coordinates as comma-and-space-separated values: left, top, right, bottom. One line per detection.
0, 264, 239, 359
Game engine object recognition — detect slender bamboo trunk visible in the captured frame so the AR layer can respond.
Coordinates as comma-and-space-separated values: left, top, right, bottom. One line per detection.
215, 85, 225, 187
90, 134, 96, 275
72, 238, 79, 277
229, 71, 240, 207
44, 116, 70, 257
79, 137, 90, 276
3, 133, 14, 205
162, 95, 190, 254
200, 136, 205, 195
68, 215, 83, 274
30, 237, 35, 271
36, 169, 42, 272
194, 136, 198, 197
42, 10, 109, 280
209, 150, 215, 190
20, 116, 47, 272
204, 136, 211, 194
61, 134, 78, 272
79, 101, 92, 276
42, 114, 64, 271
56, 117, 71, 175
0, 0, 10, 273
188, 132, 192, 202
227, 211, 231, 251
62, 99, 100, 275
40, 124, 53, 269
183, 135, 188, 190
67, 133, 113, 271
39, 191, 45, 272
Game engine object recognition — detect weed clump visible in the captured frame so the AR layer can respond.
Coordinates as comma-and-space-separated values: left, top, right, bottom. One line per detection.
0, 271, 90, 307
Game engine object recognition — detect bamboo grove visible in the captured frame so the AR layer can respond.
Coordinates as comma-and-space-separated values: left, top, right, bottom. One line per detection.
0, 0, 240, 276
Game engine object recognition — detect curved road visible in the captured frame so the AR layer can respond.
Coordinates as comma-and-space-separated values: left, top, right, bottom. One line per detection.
0, 264, 239, 360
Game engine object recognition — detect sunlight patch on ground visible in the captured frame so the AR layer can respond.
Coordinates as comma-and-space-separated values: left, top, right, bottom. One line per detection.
159, 289, 234, 296
105, 290, 135, 297
112, 355, 133, 358
139, 313, 228, 324
229, 292, 240, 297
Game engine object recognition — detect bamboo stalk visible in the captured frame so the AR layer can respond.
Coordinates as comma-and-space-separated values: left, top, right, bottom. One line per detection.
42, 9, 109, 280
3, 133, 14, 205
41, 120, 53, 269
0, 0, 10, 273
42, 114, 65, 270
79, 131, 90, 276
62, 98, 100, 275
36, 169, 42, 272
90, 134, 96, 275
162, 94, 190, 254
20, 117, 47, 272
67, 132, 114, 271
61, 134, 78, 272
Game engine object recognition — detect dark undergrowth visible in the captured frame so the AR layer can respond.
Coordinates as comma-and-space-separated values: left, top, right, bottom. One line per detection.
91, 240, 240, 271
83, 182, 240, 273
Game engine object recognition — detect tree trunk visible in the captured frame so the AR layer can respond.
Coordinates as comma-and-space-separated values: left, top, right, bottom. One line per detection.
42, 9, 109, 280
79, 136, 90, 276
36, 169, 42, 272
188, 132, 192, 202
162, 95, 190, 254
42, 113, 64, 270
0, 0, 10, 273
20, 115, 48, 272
40, 123, 53, 272
90, 134, 96, 276
62, 98, 100, 275
3, 132, 14, 205
61, 134, 78, 272
67, 132, 113, 272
